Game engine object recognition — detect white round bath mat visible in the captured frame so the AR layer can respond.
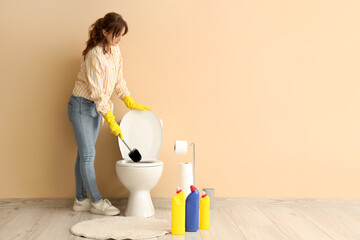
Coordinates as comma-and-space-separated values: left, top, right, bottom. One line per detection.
70, 216, 170, 240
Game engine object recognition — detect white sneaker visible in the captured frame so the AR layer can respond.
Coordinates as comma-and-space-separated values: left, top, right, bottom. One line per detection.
90, 199, 120, 216
73, 198, 91, 212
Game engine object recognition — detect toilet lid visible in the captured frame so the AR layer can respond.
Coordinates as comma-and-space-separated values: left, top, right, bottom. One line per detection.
116, 159, 163, 168
118, 110, 163, 161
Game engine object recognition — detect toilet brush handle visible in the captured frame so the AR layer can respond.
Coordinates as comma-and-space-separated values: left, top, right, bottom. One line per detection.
120, 137, 132, 151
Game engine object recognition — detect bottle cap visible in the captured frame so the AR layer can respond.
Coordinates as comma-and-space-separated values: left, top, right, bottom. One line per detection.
202, 191, 208, 198
190, 185, 197, 192
176, 187, 182, 194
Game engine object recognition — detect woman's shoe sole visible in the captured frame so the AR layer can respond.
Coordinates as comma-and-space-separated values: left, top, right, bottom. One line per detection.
90, 208, 120, 216
73, 207, 90, 212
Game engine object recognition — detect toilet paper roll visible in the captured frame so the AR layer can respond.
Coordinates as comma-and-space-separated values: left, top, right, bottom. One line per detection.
179, 162, 192, 177
179, 176, 193, 187
179, 162, 193, 198
174, 140, 188, 155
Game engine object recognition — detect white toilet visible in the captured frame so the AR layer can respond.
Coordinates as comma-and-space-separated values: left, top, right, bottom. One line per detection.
115, 110, 163, 217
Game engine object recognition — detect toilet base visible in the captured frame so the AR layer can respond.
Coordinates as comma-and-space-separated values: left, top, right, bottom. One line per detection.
125, 190, 155, 217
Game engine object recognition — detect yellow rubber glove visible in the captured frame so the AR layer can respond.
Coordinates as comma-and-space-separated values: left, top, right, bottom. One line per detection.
103, 111, 123, 139
123, 96, 152, 111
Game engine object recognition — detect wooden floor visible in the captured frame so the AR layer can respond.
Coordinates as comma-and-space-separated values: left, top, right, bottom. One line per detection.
1, 198, 360, 240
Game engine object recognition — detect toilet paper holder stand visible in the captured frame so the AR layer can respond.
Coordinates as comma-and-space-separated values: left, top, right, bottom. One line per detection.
174, 141, 196, 186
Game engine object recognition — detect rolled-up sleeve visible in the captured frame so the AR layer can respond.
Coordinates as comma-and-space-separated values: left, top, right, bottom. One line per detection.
114, 54, 130, 99
85, 50, 112, 116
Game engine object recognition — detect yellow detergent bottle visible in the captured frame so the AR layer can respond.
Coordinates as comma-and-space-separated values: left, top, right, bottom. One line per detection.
199, 191, 210, 229
171, 187, 186, 235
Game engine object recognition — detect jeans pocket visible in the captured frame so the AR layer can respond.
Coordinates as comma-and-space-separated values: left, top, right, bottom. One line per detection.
90, 106, 99, 117
68, 96, 81, 121
68, 95, 75, 106
82, 102, 99, 118
68, 102, 75, 121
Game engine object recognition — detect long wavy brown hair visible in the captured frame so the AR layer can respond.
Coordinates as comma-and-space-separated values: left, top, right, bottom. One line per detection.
82, 12, 128, 59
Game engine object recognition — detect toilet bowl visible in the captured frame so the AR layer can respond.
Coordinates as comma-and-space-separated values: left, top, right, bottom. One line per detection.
115, 110, 163, 217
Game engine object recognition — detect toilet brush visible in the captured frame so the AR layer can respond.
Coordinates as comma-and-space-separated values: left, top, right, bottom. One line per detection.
118, 136, 142, 162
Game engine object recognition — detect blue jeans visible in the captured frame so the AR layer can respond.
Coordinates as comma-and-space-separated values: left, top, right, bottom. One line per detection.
67, 95, 102, 203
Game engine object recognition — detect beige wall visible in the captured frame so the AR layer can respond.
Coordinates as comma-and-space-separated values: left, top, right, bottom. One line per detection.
1, 0, 360, 199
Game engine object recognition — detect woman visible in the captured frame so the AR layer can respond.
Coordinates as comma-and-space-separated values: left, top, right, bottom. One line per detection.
67, 12, 151, 216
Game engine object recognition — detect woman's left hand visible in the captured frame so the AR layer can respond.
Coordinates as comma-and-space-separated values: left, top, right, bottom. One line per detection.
123, 96, 152, 111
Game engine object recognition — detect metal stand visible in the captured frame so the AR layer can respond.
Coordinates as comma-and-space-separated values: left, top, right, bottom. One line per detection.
189, 142, 195, 186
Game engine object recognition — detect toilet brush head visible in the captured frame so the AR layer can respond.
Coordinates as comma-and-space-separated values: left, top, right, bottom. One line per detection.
129, 149, 142, 162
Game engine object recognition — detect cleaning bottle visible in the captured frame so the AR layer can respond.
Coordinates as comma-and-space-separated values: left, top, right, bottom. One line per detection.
171, 187, 186, 235
199, 191, 210, 229
185, 185, 199, 232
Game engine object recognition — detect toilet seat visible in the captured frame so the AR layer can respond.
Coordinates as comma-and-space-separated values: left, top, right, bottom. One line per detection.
116, 159, 163, 168
118, 110, 163, 162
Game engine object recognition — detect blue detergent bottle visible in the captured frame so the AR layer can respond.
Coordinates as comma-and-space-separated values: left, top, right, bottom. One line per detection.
185, 185, 199, 232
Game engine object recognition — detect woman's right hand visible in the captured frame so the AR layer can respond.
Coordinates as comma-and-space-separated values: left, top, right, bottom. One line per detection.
103, 111, 123, 139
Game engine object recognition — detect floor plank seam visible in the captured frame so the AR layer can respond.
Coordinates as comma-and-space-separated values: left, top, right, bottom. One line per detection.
226, 206, 253, 240
256, 206, 293, 240
22, 207, 51, 240
290, 206, 336, 240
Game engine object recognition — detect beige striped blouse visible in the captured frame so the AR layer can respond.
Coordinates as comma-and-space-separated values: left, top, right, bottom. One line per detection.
72, 44, 130, 116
